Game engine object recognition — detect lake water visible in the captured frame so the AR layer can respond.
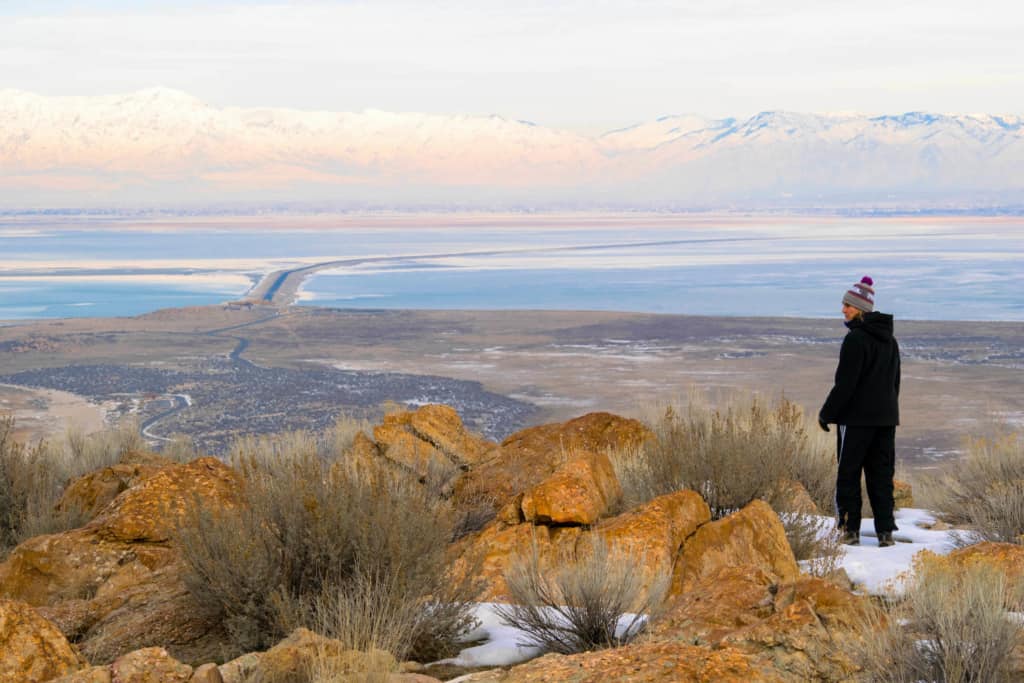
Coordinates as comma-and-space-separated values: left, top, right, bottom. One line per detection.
2, 216, 1022, 321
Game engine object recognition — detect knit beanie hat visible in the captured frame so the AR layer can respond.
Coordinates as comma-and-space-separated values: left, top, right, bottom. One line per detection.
843, 276, 875, 313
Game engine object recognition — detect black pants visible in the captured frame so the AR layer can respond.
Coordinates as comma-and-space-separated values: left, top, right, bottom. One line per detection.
835, 425, 897, 535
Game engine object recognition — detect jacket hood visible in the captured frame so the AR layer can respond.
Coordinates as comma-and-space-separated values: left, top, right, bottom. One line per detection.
847, 311, 894, 341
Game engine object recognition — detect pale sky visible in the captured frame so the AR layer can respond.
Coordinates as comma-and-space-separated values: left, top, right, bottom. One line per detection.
2, 0, 1022, 132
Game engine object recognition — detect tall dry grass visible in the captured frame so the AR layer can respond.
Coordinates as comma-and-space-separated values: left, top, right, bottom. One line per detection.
177, 423, 478, 663
615, 392, 835, 518
609, 392, 841, 572
852, 554, 1024, 682
0, 415, 156, 556
918, 432, 1024, 544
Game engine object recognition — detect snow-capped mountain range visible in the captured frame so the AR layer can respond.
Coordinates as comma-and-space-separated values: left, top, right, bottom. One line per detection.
2, 88, 1022, 208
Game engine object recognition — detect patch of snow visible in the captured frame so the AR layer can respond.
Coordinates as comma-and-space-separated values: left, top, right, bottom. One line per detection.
827, 508, 974, 595
434, 603, 644, 670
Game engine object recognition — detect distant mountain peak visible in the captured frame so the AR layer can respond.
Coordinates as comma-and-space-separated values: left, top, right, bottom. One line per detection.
0, 89, 1021, 208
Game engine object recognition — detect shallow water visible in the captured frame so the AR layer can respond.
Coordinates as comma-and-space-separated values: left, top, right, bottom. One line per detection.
2, 216, 1022, 320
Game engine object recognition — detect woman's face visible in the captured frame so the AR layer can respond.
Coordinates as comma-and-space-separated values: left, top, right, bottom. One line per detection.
842, 303, 861, 322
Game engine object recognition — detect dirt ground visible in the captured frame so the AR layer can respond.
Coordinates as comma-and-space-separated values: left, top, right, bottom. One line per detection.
1, 305, 1021, 469
0, 383, 107, 443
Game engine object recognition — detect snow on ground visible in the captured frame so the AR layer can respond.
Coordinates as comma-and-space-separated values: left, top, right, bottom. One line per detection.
837, 507, 973, 595
436, 508, 970, 671
438, 603, 646, 670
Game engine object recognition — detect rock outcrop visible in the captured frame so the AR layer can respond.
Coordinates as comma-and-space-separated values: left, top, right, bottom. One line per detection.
588, 490, 710, 606
373, 405, 497, 481
0, 405, 879, 683
941, 540, 1024, 581
0, 599, 86, 683
454, 411, 651, 512
505, 641, 784, 682
672, 499, 799, 596
520, 450, 621, 525
0, 457, 242, 665
244, 628, 399, 683
55, 461, 169, 524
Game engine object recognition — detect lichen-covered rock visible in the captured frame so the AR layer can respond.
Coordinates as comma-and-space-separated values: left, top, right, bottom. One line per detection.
107, 647, 192, 683
216, 653, 261, 683
0, 528, 144, 606
189, 663, 224, 683
650, 566, 781, 644
944, 541, 1024, 577
0, 458, 241, 665
73, 562, 225, 666
770, 479, 820, 515
251, 628, 397, 683
56, 462, 169, 524
348, 430, 381, 461
454, 412, 652, 513
717, 576, 869, 681
49, 667, 112, 683
520, 450, 622, 525
893, 479, 913, 509
450, 522, 582, 601
590, 490, 710, 606
500, 641, 784, 682
408, 404, 494, 466
649, 566, 868, 681
672, 500, 799, 596
373, 405, 497, 480
90, 457, 242, 544
0, 599, 86, 683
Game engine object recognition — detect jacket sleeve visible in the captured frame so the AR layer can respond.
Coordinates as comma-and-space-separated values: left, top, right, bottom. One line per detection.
894, 339, 901, 397
819, 334, 865, 423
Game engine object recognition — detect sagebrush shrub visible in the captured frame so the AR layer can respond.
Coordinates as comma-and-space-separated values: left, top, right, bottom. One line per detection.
919, 432, 1024, 544
614, 392, 835, 519
852, 553, 1024, 682
780, 512, 843, 577
177, 428, 478, 661
495, 536, 665, 655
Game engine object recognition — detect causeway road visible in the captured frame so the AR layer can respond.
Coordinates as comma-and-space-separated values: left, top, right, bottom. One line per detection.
244, 235, 782, 307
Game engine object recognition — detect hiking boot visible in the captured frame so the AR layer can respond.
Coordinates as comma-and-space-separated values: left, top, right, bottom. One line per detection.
840, 530, 860, 546
878, 531, 895, 547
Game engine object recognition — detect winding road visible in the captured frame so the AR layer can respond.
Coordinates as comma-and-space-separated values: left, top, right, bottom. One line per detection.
138, 312, 281, 443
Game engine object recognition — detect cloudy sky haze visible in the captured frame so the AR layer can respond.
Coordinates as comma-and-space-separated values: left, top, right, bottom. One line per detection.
2, 0, 1022, 132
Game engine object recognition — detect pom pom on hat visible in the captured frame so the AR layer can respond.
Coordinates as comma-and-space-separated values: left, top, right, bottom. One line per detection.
843, 276, 875, 313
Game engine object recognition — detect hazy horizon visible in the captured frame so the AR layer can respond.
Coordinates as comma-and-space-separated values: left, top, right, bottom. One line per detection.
2, 2, 1021, 209
4, 1, 1022, 131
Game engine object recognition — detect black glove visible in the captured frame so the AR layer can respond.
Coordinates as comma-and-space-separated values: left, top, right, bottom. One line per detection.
818, 416, 830, 432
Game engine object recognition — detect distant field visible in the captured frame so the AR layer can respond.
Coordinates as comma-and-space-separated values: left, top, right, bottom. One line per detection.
1, 304, 1021, 466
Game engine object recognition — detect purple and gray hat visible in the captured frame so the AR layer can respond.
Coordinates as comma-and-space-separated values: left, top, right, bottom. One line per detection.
843, 276, 875, 313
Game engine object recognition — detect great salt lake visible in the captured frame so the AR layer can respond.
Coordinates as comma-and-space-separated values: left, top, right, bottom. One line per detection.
1, 215, 1021, 321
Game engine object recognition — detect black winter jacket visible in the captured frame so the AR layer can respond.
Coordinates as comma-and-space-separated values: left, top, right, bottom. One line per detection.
819, 312, 901, 426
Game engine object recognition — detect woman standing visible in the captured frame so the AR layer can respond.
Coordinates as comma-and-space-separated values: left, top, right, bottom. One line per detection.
818, 276, 901, 547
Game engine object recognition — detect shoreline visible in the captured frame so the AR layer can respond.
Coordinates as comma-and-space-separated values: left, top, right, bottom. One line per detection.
4, 214, 1023, 322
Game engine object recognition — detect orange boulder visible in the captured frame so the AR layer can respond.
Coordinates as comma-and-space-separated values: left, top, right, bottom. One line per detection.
521, 450, 622, 525
590, 490, 710, 606
455, 412, 652, 513
672, 500, 799, 596
0, 599, 86, 682
90, 457, 242, 544
56, 462, 169, 524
